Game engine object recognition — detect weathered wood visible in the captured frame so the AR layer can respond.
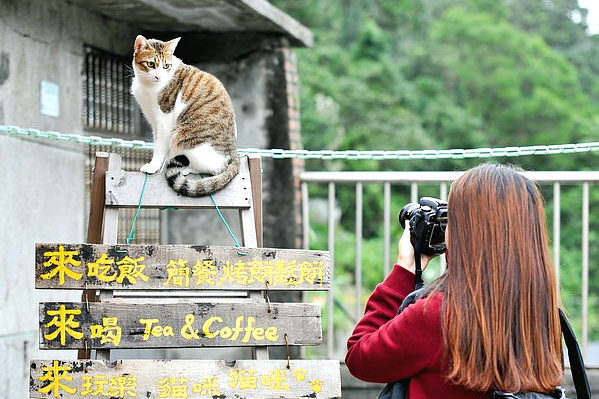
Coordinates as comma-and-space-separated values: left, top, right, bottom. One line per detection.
79, 152, 110, 359
97, 153, 122, 361
30, 359, 341, 398
248, 155, 263, 247
86, 153, 110, 244
105, 156, 252, 209
35, 243, 330, 291
39, 302, 321, 349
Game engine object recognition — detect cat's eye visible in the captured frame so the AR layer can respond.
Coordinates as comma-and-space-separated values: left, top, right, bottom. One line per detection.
164, 64, 171, 69
146, 61, 155, 68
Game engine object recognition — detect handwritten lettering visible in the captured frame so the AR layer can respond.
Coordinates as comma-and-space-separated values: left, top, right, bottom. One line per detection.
32, 361, 332, 396
90, 317, 122, 346
38, 245, 327, 289
44, 305, 83, 345
81, 374, 137, 397
41, 246, 82, 285
139, 319, 175, 341
200, 315, 278, 343
37, 360, 77, 397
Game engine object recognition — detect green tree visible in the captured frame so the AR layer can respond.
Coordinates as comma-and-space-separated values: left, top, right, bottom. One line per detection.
271, 0, 599, 342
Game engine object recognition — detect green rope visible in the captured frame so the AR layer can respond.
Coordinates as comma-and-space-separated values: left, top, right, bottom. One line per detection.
125, 173, 149, 245
196, 174, 248, 255
4, 124, 599, 160
208, 193, 248, 255
121, 173, 246, 254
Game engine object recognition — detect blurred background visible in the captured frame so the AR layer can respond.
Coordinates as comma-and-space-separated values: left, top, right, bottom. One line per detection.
271, 0, 599, 369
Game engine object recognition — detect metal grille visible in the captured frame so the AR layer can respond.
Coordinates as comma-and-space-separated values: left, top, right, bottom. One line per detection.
86, 146, 161, 245
83, 46, 136, 135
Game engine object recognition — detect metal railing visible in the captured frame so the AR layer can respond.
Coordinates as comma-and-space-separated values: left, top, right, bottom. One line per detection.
300, 170, 599, 363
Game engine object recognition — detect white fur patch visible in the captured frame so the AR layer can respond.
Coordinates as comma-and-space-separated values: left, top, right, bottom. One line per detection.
177, 144, 229, 175
131, 56, 184, 135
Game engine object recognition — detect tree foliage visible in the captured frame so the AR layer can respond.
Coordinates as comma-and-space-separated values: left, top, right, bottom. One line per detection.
271, 0, 599, 342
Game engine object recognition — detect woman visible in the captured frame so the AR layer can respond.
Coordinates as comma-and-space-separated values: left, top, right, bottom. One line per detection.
345, 163, 563, 398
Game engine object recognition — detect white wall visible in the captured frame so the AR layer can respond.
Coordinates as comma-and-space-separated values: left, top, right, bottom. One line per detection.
0, 136, 85, 397
0, 0, 135, 397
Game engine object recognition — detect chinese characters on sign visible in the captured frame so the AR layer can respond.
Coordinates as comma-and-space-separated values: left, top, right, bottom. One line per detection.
30, 360, 341, 398
33, 244, 338, 398
40, 246, 82, 285
36, 244, 329, 290
39, 302, 321, 349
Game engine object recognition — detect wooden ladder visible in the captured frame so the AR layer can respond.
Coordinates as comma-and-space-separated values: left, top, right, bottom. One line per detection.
79, 151, 269, 362
31, 151, 340, 399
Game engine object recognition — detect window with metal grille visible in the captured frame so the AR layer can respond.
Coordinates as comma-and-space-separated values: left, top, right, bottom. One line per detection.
83, 46, 136, 135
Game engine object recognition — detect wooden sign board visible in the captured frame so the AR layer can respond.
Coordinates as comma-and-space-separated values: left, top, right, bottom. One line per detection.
30, 359, 342, 398
39, 302, 321, 349
105, 170, 252, 209
35, 243, 330, 291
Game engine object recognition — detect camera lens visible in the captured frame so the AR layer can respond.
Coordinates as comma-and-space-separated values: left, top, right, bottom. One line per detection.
398, 203, 420, 228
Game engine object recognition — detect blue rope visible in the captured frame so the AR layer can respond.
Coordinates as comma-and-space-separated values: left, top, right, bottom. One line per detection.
125, 173, 149, 245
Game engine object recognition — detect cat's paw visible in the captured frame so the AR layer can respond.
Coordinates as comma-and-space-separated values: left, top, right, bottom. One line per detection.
140, 162, 161, 174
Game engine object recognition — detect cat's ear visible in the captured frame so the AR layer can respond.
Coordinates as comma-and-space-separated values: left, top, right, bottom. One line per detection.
165, 37, 181, 54
134, 35, 148, 53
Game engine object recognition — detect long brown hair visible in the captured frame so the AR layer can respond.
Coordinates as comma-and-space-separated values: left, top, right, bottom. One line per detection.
439, 163, 563, 392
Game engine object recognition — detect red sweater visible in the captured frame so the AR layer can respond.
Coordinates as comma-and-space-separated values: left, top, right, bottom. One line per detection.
345, 264, 490, 399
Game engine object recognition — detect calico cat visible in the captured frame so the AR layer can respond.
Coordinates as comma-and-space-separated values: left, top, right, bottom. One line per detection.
131, 35, 239, 196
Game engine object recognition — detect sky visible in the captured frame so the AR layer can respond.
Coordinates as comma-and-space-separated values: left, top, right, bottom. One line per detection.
579, 0, 599, 34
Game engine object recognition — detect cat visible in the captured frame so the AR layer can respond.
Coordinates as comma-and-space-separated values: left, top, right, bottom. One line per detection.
131, 35, 239, 196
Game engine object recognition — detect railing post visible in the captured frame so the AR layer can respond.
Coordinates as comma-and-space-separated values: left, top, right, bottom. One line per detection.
328, 182, 336, 359
553, 182, 561, 287
302, 182, 310, 250
383, 182, 391, 276
355, 183, 363, 320
410, 182, 418, 203
582, 182, 589, 357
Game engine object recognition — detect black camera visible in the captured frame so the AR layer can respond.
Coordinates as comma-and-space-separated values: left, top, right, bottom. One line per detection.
399, 197, 448, 256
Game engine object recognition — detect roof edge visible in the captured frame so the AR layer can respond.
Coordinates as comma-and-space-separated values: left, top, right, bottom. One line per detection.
240, 0, 313, 47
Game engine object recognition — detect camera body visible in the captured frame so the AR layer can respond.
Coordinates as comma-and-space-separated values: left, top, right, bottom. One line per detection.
399, 197, 448, 256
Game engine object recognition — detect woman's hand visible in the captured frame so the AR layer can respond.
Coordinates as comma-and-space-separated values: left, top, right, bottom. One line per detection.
396, 221, 435, 273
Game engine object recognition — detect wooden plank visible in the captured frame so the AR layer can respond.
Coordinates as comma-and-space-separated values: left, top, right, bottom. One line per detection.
35, 243, 330, 291
30, 359, 341, 398
248, 155, 263, 247
105, 156, 252, 209
95, 154, 122, 362
39, 302, 321, 349
86, 152, 110, 243
82, 153, 122, 359
79, 152, 111, 360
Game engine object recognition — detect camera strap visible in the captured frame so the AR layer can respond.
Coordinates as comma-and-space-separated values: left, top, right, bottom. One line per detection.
559, 308, 591, 399
413, 239, 424, 290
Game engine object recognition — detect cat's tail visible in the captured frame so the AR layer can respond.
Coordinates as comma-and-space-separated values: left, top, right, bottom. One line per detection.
165, 154, 240, 197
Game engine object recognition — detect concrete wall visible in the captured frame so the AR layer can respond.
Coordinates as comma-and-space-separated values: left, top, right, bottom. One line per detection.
0, 1, 135, 398
0, 2, 304, 397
